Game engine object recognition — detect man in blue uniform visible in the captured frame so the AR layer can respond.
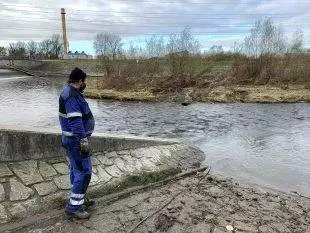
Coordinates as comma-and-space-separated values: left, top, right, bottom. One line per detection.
59, 68, 95, 219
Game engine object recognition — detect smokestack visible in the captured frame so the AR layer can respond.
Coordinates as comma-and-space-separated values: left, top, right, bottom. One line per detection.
61, 8, 68, 54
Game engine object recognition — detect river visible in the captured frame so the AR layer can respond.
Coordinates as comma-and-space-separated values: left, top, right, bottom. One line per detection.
1, 69, 310, 196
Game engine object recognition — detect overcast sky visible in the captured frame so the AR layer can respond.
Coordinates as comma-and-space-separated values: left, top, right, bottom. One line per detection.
0, 0, 309, 54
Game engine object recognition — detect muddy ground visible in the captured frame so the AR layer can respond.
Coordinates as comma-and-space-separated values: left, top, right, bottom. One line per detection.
10, 172, 310, 233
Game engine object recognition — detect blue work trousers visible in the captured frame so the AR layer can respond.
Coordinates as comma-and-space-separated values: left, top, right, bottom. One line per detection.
62, 136, 92, 212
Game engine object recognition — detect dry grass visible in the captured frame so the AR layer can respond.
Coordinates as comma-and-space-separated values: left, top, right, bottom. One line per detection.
32, 55, 310, 103
85, 88, 156, 101
84, 85, 310, 103
246, 85, 310, 103
198, 85, 310, 103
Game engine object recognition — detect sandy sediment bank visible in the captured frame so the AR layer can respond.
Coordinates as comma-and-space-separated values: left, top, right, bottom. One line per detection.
84, 85, 310, 104
6, 172, 310, 233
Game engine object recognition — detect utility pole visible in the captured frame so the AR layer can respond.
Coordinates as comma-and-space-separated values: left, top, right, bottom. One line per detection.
61, 8, 68, 54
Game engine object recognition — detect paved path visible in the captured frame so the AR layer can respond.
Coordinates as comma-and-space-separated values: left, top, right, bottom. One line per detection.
8, 173, 310, 233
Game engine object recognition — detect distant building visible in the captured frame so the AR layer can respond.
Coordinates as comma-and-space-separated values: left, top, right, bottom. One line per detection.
63, 51, 93, 60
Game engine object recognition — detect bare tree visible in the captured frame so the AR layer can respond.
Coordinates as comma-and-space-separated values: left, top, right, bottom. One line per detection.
167, 27, 200, 54
290, 29, 303, 53
39, 39, 52, 59
0, 47, 6, 58
50, 34, 63, 59
37, 35, 63, 59
179, 27, 200, 54
232, 41, 243, 54
244, 18, 286, 57
167, 27, 200, 80
145, 35, 166, 58
94, 33, 122, 59
8, 42, 26, 64
93, 33, 123, 76
127, 41, 139, 59
209, 45, 224, 54
27, 41, 38, 59
167, 33, 178, 54
143, 35, 166, 75
240, 18, 287, 84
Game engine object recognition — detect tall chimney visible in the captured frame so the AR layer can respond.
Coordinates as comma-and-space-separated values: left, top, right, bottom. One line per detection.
61, 8, 68, 54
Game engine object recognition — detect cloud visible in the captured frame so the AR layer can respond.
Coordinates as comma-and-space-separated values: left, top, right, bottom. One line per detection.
0, 0, 309, 50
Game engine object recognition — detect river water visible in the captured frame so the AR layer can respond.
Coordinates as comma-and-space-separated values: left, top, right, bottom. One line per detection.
1, 69, 310, 195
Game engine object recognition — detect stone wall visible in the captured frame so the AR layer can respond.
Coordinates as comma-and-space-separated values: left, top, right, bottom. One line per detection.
0, 125, 205, 224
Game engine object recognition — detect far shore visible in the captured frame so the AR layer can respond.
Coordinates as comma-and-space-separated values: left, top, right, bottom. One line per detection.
4, 62, 310, 104
84, 85, 310, 104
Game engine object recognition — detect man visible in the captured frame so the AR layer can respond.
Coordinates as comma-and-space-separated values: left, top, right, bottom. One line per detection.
59, 67, 95, 219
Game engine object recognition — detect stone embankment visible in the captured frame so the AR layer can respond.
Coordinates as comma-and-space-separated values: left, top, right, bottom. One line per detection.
0, 125, 204, 224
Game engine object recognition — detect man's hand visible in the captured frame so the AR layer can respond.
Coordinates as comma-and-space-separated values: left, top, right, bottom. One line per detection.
80, 138, 90, 156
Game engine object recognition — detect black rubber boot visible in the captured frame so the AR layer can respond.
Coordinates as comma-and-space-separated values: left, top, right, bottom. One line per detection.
66, 209, 91, 220
84, 197, 95, 208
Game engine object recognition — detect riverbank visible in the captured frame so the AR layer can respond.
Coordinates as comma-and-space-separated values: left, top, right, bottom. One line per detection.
6, 171, 310, 233
4, 60, 310, 103
31, 58, 310, 103
84, 85, 310, 103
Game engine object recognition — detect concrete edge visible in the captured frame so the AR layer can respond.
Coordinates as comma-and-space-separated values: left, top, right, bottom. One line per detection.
0, 124, 180, 145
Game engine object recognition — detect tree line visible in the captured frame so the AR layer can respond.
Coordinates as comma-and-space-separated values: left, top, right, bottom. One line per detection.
1, 18, 309, 88
1, 20, 307, 62
0, 34, 63, 60
231, 18, 308, 86
93, 27, 201, 78
92, 20, 306, 60
91, 20, 309, 89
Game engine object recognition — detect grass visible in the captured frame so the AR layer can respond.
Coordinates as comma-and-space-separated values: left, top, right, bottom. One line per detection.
245, 85, 310, 103
88, 168, 181, 199
85, 88, 156, 102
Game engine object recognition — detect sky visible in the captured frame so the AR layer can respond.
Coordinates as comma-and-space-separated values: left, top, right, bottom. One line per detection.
0, 0, 309, 55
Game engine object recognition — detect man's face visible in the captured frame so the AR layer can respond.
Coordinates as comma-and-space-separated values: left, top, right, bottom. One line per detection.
78, 79, 87, 93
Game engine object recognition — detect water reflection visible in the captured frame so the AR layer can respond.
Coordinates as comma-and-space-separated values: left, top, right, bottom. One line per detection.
1, 69, 310, 196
